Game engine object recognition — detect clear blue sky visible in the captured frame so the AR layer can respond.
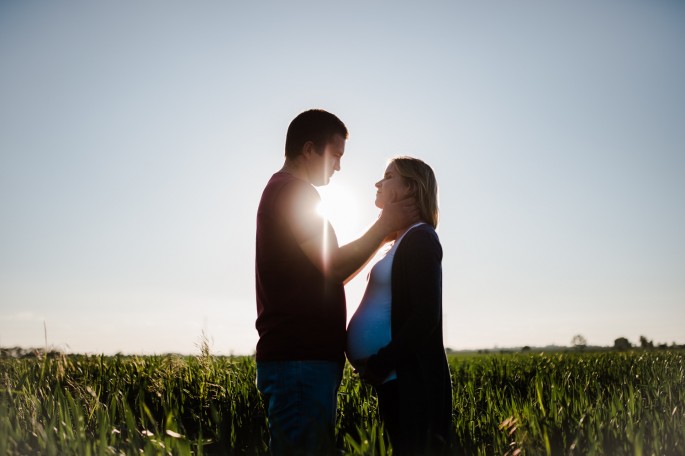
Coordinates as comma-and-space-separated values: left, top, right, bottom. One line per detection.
1, 1, 683, 355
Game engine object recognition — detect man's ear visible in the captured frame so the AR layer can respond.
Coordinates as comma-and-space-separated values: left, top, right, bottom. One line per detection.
302, 141, 316, 158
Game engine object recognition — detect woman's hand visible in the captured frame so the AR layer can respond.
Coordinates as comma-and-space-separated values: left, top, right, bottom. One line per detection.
351, 358, 368, 375
358, 356, 388, 387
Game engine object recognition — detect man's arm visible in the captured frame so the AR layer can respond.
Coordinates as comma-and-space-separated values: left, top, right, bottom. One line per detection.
297, 196, 418, 283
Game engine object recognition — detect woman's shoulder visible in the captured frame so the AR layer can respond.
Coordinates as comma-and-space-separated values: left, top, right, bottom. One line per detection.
404, 223, 439, 241
398, 223, 441, 252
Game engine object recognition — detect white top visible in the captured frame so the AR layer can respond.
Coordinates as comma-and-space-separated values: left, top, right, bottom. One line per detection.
346, 223, 425, 383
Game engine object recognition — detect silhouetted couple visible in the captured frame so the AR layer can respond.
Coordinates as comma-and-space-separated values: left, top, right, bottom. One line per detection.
255, 109, 454, 455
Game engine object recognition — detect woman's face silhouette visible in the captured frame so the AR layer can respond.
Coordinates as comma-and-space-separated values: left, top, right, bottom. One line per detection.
374, 162, 409, 209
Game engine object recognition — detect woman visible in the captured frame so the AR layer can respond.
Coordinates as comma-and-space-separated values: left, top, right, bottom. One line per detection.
346, 156, 454, 455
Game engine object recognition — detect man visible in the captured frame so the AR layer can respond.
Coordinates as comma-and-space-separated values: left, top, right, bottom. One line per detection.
255, 109, 417, 455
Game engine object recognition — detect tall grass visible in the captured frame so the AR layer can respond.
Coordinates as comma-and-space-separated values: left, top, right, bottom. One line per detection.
449, 352, 685, 455
1, 351, 683, 455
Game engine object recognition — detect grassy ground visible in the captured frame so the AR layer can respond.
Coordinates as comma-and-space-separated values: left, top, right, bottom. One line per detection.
1, 350, 683, 455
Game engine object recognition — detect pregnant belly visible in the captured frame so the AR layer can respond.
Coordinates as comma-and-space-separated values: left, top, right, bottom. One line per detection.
346, 314, 391, 365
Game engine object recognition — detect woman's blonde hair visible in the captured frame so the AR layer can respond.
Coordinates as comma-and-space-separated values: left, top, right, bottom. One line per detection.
391, 156, 439, 228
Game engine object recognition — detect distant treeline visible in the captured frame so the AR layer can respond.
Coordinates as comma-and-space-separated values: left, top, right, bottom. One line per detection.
449, 335, 685, 355
0, 346, 64, 359
3, 339, 684, 359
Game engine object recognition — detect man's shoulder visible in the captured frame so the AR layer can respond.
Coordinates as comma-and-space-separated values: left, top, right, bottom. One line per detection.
264, 172, 313, 195
259, 172, 319, 218
261, 173, 297, 202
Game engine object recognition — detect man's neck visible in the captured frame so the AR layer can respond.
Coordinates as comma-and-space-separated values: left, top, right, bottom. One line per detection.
279, 160, 310, 183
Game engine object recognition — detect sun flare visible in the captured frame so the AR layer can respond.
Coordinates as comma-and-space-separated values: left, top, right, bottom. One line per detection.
316, 181, 362, 243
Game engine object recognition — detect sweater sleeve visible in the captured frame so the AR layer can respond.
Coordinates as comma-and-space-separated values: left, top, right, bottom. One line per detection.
364, 228, 442, 384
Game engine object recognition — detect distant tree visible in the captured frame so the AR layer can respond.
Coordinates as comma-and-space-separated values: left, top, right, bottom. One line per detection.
521, 346, 531, 352
639, 335, 654, 349
571, 334, 587, 350
614, 337, 632, 351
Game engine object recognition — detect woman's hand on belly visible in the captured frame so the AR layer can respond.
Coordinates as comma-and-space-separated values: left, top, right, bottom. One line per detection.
350, 357, 369, 375
359, 356, 390, 387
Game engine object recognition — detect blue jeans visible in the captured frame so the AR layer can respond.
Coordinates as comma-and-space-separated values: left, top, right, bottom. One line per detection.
257, 360, 343, 456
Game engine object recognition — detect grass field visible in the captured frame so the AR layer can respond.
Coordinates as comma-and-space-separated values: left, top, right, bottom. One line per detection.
1, 350, 683, 455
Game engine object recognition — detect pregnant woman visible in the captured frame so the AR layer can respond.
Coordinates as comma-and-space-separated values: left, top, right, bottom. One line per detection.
346, 156, 454, 455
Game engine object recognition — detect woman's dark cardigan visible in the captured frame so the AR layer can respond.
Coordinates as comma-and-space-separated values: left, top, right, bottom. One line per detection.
365, 224, 454, 454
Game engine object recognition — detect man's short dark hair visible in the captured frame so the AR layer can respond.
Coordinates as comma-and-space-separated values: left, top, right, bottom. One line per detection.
285, 109, 348, 159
